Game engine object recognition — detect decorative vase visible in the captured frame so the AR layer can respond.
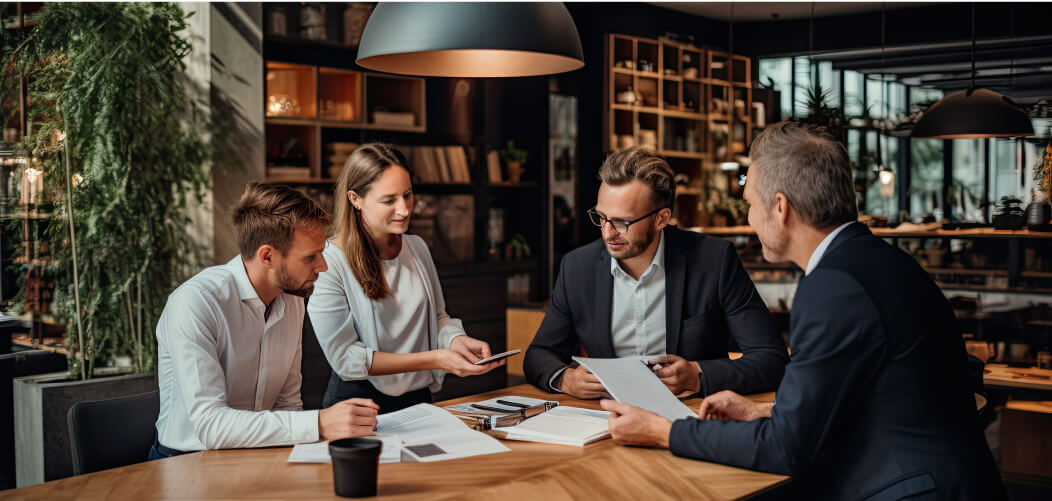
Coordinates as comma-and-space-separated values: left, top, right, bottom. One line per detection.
1026, 201, 1051, 230
507, 161, 522, 183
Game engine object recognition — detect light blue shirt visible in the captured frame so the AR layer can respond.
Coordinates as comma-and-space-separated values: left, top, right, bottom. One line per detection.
609, 230, 667, 357
805, 222, 854, 275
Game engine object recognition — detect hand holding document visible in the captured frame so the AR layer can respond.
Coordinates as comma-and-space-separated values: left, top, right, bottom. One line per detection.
572, 356, 696, 421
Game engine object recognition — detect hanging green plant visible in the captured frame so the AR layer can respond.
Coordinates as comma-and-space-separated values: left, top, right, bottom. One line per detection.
3, 3, 213, 378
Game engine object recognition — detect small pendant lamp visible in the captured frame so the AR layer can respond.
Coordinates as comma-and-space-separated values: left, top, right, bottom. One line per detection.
912, 3, 1033, 139
356, 2, 585, 78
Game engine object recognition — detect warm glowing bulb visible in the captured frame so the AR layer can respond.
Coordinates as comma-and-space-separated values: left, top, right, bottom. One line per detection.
879, 169, 894, 186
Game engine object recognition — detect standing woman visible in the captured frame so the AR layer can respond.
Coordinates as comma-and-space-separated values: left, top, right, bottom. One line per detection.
309, 143, 503, 412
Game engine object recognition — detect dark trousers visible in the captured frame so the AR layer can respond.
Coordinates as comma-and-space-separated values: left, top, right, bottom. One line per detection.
322, 371, 432, 414
147, 434, 190, 461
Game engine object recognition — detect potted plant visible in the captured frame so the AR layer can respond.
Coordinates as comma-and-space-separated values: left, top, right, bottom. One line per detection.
4, 3, 212, 485
501, 140, 528, 184
1028, 131, 1051, 231
993, 196, 1026, 230
714, 197, 750, 226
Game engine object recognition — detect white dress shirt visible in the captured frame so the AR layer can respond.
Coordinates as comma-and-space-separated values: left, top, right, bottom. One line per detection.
551, 231, 668, 390
155, 256, 318, 451
805, 222, 854, 275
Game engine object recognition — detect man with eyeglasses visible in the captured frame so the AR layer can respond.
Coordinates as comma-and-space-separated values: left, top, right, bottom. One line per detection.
524, 147, 788, 399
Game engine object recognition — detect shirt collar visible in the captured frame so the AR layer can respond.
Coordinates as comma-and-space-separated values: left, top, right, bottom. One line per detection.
805, 221, 854, 275
227, 255, 261, 303
610, 229, 665, 279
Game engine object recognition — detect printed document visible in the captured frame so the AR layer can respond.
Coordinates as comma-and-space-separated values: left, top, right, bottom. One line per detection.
376, 403, 510, 462
287, 433, 402, 464
573, 356, 696, 421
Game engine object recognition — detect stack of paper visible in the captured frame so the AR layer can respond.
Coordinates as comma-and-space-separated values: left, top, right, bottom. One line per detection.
376, 403, 509, 462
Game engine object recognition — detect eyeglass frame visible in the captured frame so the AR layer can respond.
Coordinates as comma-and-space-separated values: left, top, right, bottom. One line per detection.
586, 206, 666, 234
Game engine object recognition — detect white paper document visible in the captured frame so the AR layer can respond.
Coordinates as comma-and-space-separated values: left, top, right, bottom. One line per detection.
572, 356, 696, 421
493, 406, 611, 446
287, 434, 402, 464
376, 403, 510, 462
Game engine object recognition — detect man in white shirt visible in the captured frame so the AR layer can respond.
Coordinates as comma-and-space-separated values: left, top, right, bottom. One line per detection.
151, 183, 378, 458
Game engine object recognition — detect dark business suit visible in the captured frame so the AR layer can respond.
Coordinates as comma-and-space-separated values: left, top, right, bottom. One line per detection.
525, 226, 788, 396
670, 223, 1006, 500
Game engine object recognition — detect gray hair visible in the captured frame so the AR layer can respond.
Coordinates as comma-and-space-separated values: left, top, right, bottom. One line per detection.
749, 121, 857, 228
598, 147, 676, 209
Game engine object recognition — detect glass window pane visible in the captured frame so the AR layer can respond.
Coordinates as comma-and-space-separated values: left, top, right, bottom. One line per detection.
910, 139, 945, 219
888, 82, 906, 121
758, 57, 792, 120
867, 78, 885, 119
793, 56, 812, 118
844, 71, 864, 117
816, 61, 840, 108
991, 139, 1026, 203
951, 139, 985, 222
909, 87, 943, 113
865, 135, 899, 217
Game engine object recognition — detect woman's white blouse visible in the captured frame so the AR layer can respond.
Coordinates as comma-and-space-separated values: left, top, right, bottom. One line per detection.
307, 234, 465, 396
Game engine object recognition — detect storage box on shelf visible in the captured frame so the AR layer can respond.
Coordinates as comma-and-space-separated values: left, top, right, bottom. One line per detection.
604, 34, 753, 229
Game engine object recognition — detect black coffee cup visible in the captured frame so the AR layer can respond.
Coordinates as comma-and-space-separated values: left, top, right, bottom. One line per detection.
329, 437, 382, 498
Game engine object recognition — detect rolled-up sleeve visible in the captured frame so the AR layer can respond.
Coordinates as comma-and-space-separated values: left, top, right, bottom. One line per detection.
307, 252, 375, 380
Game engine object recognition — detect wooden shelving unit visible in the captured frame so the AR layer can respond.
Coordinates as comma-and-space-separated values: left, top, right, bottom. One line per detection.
603, 34, 752, 229
263, 61, 427, 182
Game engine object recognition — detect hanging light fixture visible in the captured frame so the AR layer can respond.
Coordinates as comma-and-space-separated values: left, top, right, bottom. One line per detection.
912, 3, 1033, 138
356, 2, 584, 78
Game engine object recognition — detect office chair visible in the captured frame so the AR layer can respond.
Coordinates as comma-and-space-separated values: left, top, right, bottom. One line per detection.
67, 390, 159, 475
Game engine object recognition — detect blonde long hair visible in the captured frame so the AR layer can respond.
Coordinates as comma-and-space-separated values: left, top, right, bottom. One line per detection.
332, 143, 411, 300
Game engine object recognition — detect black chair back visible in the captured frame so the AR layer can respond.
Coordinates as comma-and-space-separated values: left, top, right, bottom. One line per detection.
67, 390, 160, 475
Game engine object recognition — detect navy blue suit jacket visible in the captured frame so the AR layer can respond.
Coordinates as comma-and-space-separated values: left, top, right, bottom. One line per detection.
669, 223, 1006, 500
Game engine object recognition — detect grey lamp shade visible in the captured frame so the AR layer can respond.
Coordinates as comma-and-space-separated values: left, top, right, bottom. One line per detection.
912, 87, 1034, 139
356, 2, 584, 78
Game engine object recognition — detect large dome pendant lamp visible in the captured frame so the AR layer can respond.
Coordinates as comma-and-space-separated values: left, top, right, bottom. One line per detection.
912, 3, 1033, 139
355, 2, 584, 78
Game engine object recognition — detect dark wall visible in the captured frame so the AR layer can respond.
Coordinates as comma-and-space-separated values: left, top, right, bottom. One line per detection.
564, 2, 727, 244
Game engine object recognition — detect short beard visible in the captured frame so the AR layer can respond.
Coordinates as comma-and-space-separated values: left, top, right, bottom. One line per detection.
610, 222, 658, 262
276, 263, 315, 298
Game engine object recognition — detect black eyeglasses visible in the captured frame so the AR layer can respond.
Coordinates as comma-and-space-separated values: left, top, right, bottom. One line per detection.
587, 206, 664, 234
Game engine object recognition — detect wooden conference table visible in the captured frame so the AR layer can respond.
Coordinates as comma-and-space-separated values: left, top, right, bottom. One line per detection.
4, 385, 787, 501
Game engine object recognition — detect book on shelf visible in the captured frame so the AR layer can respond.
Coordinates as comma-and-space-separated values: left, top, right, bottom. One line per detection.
267, 166, 311, 179
446, 146, 471, 183
433, 147, 452, 183
486, 149, 503, 184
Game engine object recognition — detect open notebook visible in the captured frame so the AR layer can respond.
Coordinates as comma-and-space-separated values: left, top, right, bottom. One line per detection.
491, 406, 610, 446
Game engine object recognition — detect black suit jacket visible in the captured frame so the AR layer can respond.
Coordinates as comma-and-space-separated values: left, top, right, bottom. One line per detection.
669, 223, 1006, 500
524, 226, 788, 396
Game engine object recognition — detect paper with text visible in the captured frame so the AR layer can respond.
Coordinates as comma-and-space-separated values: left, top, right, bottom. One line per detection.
573, 356, 696, 421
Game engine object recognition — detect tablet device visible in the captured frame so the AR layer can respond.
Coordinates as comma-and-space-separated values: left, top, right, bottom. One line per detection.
473, 349, 521, 365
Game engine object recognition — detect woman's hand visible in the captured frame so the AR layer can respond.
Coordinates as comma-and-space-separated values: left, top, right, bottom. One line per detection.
449, 335, 491, 363
433, 348, 504, 377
